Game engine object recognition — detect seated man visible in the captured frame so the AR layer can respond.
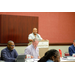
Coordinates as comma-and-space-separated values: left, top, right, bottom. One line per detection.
24, 39, 40, 59
1, 40, 18, 62
69, 39, 75, 56
28, 28, 43, 42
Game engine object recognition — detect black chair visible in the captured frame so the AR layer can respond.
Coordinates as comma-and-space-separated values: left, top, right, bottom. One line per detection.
0, 54, 1, 60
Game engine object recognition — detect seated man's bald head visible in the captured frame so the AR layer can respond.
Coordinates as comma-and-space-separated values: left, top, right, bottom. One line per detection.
7, 40, 14, 45
7, 40, 15, 50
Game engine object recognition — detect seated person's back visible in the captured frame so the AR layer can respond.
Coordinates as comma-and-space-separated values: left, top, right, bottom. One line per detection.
38, 49, 60, 62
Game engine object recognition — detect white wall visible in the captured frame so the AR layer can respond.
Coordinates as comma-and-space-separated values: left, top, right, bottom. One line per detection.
49, 45, 70, 56
0, 45, 70, 56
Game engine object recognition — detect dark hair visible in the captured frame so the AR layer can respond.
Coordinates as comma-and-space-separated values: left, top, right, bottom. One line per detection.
38, 49, 59, 62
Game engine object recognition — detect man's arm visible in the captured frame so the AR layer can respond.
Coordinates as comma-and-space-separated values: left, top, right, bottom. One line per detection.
69, 47, 73, 56
1, 50, 16, 62
14, 49, 18, 58
38, 34, 43, 40
28, 39, 33, 42
28, 34, 33, 42
37, 48, 40, 59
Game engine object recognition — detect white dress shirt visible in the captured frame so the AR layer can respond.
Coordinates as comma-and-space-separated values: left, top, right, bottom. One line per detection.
28, 33, 42, 41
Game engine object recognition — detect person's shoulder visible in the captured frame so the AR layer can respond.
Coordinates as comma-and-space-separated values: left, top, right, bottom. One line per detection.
37, 34, 40, 36
1, 48, 8, 54
25, 44, 32, 49
13, 49, 17, 52
29, 33, 33, 36
69, 45, 73, 48
37, 34, 42, 37
1, 47, 7, 52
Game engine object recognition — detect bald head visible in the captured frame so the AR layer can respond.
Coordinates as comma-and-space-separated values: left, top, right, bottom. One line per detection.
33, 28, 37, 30
7, 40, 14, 45
33, 28, 37, 35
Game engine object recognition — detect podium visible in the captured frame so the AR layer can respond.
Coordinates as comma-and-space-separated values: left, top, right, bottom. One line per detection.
28, 40, 49, 58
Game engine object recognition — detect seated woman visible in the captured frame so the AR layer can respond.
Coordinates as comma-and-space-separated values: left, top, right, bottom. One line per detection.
38, 49, 60, 62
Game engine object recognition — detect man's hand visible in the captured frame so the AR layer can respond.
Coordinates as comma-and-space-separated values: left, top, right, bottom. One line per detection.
38, 56, 40, 59
31, 56, 34, 58
25, 55, 34, 59
29, 39, 33, 42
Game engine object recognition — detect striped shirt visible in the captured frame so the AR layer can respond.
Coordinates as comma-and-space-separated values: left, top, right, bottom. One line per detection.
24, 44, 39, 59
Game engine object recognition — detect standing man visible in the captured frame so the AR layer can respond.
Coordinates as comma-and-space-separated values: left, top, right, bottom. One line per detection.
69, 39, 75, 56
24, 39, 40, 59
1, 40, 18, 62
28, 28, 43, 42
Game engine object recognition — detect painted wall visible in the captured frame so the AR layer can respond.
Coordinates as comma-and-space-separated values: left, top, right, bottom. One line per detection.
0, 12, 75, 44
0, 12, 74, 56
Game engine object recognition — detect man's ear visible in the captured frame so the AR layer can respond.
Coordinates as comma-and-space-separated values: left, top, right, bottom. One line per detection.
52, 56, 54, 60
7, 44, 9, 47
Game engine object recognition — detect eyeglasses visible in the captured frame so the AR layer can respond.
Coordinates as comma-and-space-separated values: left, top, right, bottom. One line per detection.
10, 45, 15, 47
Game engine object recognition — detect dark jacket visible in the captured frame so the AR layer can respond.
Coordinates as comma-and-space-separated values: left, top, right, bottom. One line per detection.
69, 45, 75, 56
1, 47, 18, 62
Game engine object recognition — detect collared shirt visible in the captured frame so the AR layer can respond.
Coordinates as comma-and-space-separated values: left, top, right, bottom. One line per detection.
69, 44, 75, 56
28, 33, 42, 41
1, 47, 18, 62
24, 44, 39, 59
46, 59, 54, 62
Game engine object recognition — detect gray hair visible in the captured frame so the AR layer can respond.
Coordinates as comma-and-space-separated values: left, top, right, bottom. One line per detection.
7, 40, 14, 44
33, 38, 39, 42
